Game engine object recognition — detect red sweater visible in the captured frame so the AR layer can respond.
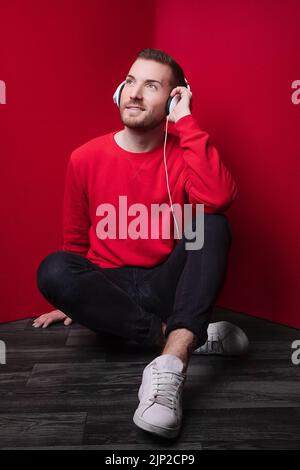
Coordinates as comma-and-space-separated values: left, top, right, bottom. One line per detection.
62, 114, 238, 268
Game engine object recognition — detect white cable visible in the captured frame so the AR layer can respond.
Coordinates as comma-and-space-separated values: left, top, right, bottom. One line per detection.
163, 115, 181, 240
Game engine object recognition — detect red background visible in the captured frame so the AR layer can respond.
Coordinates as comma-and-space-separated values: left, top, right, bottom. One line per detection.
1, 0, 299, 328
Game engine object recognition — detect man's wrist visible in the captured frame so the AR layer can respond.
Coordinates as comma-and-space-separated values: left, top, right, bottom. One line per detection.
174, 111, 192, 123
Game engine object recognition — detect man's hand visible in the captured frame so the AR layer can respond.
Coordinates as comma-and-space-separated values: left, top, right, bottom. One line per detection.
32, 309, 73, 328
168, 86, 193, 123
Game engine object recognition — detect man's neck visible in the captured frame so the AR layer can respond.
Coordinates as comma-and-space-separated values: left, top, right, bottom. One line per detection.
117, 123, 166, 153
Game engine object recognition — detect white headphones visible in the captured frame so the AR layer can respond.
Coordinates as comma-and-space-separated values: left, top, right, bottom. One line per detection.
112, 77, 192, 239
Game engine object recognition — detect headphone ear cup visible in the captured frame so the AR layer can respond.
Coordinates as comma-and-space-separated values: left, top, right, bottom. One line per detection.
165, 96, 172, 115
166, 95, 180, 116
113, 81, 126, 107
166, 78, 190, 115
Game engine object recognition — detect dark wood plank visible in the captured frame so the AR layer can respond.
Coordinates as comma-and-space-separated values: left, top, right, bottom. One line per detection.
27, 362, 148, 388
0, 319, 31, 332
0, 413, 87, 448
181, 408, 300, 447
0, 384, 138, 414
0, 309, 300, 449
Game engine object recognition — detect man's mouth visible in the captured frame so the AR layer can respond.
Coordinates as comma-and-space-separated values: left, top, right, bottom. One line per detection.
126, 106, 145, 112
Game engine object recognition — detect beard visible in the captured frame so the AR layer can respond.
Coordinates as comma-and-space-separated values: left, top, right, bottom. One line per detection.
120, 107, 164, 130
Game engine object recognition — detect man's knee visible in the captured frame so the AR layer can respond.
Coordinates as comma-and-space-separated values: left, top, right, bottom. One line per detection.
36, 251, 71, 293
184, 213, 232, 256
203, 213, 232, 245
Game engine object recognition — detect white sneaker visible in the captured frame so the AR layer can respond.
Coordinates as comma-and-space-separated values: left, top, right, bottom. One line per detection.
193, 321, 249, 356
133, 354, 186, 439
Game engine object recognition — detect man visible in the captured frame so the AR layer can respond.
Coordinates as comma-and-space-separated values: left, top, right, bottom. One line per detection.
35, 48, 248, 439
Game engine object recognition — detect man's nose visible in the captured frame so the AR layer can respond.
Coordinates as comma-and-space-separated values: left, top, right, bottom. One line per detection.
130, 84, 143, 100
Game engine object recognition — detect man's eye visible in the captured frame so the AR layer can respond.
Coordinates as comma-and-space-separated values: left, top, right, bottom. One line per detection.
125, 79, 156, 89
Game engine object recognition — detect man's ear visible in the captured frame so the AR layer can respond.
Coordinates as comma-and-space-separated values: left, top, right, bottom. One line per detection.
169, 83, 175, 95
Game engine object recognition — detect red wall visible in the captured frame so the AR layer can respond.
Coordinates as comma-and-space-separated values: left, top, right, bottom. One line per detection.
155, 0, 300, 328
0, 0, 155, 323
1, 0, 300, 329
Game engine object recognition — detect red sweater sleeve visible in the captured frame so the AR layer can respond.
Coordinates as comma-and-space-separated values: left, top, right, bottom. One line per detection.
174, 114, 238, 213
62, 153, 91, 256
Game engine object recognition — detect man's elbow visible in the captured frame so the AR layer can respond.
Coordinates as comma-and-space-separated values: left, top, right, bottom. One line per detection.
217, 182, 239, 211
204, 183, 239, 213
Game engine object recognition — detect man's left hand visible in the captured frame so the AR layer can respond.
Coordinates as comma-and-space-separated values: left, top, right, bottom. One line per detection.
168, 86, 192, 123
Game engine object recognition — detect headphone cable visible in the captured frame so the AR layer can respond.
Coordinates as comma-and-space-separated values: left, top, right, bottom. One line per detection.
163, 115, 181, 240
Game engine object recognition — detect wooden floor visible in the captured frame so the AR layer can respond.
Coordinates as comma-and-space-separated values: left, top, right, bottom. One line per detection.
0, 307, 300, 450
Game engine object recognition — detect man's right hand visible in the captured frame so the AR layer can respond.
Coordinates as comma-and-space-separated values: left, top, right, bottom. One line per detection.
32, 309, 73, 328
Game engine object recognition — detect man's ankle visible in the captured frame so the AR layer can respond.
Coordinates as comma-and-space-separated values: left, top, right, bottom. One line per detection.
161, 328, 198, 372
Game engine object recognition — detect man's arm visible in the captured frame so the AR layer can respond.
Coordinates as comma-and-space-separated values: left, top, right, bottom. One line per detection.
174, 114, 238, 213
62, 152, 91, 256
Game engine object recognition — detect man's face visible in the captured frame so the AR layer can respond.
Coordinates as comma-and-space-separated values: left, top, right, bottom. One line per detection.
119, 59, 173, 130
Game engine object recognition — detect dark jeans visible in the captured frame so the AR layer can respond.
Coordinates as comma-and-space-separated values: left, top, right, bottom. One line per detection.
36, 213, 232, 348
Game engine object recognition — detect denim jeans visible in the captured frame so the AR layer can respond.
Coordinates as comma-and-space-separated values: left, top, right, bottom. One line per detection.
36, 213, 232, 348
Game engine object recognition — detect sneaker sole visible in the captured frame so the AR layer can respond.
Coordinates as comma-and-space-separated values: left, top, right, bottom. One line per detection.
133, 410, 180, 439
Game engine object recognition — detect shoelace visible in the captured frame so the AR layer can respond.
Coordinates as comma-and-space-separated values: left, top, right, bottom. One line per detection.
149, 365, 185, 410
201, 334, 224, 354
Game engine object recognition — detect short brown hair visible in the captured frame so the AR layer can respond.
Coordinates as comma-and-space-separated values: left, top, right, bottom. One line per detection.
136, 48, 186, 89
